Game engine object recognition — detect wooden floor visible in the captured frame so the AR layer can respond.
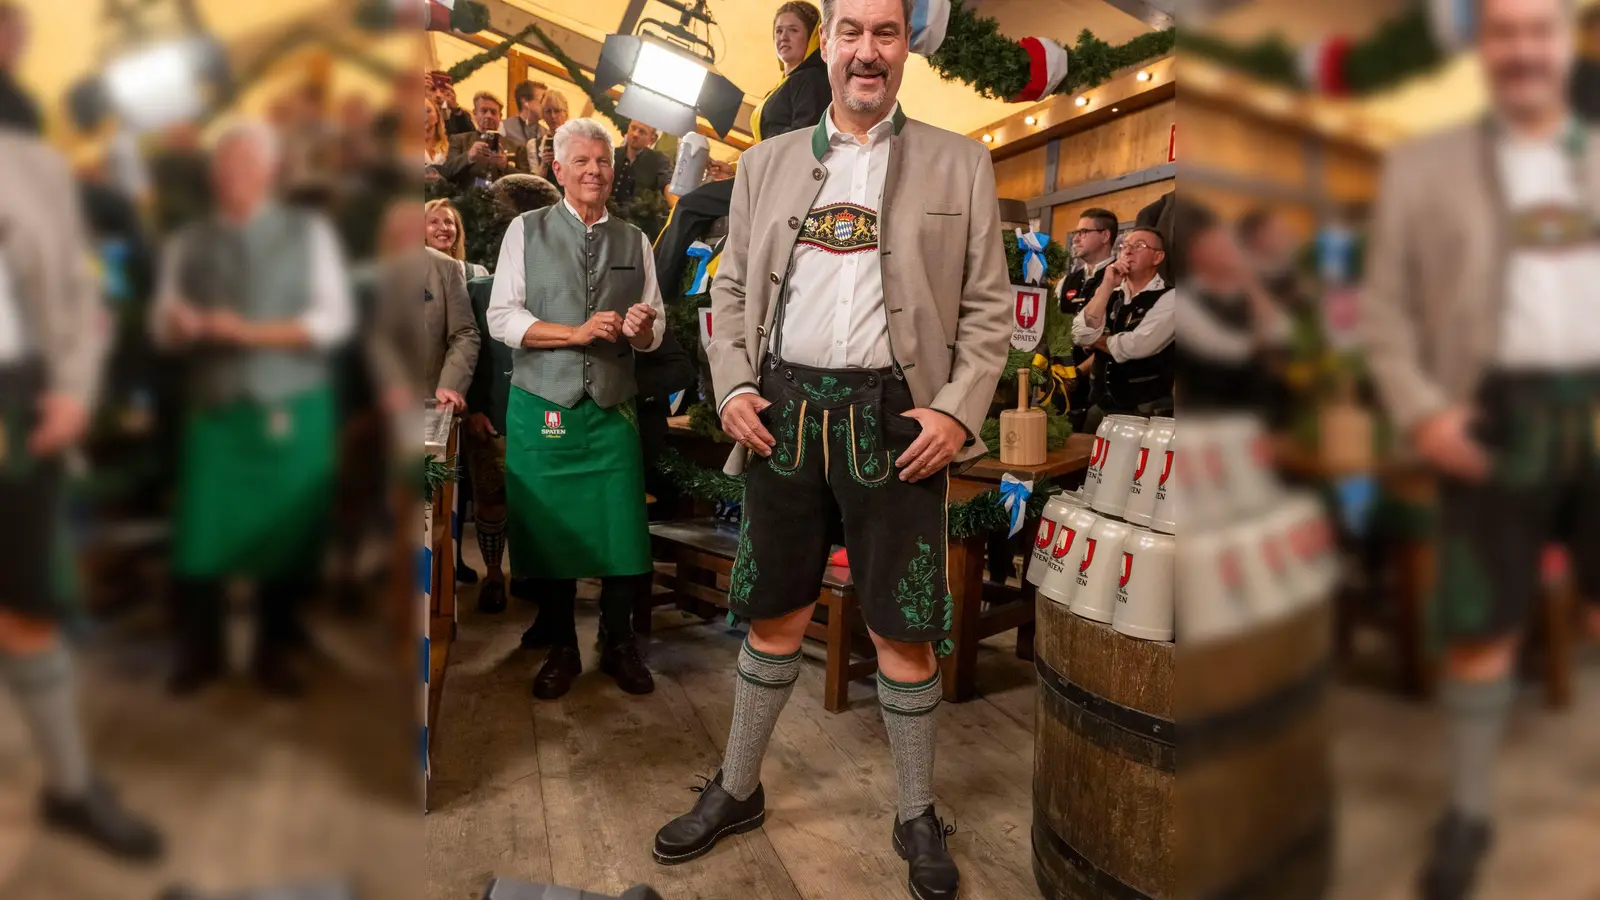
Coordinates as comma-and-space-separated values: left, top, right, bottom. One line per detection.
0, 609, 421, 900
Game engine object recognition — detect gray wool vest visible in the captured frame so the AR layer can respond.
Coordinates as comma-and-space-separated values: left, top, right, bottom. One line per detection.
176, 204, 328, 406
511, 205, 644, 409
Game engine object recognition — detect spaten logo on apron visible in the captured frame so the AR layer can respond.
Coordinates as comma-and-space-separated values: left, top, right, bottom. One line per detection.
541, 410, 566, 438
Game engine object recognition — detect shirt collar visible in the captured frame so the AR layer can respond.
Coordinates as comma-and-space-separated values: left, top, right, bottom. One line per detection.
812, 102, 907, 159
562, 198, 609, 232
1083, 255, 1115, 276
1121, 272, 1166, 296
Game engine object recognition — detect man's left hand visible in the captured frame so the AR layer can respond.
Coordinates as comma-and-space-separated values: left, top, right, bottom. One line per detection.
202, 309, 253, 346
1092, 336, 1110, 353
28, 393, 89, 457
622, 302, 658, 347
895, 409, 966, 482
435, 388, 466, 412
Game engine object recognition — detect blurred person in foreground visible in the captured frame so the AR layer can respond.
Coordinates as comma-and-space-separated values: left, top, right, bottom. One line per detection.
653, 1, 1011, 895
1071, 225, 1176, 432
0, 129, 162, 861
1173, 201, 1292, 413
1237, 206, 1311, 314
1360, 0, 1600, 897
152, 120, 355, 698
1057, 206, 1119, 428
458, 174, 561, 616
442, 91, 513, 191
485, 118, 665, 700
0, 0, 38, 133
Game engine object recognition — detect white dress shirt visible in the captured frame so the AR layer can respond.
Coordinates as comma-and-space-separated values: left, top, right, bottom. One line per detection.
150, 214, 354, 349
1072, 272, 1176, 363
722, 103, 897, 412
1494, 133, 1600, 368
1175, 285, 1293, 363
0, 255, 25, 364
486, 200, 665, 353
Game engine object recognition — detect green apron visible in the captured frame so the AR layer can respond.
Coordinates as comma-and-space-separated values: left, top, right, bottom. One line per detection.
504, 387, 652, 579
174, 386, 336, 579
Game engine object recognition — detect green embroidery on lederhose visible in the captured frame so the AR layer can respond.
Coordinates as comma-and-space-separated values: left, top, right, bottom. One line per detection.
801, 375, 853, 403
843, 403, 889, 487
896, 537, 952, 634
772, 399, 799, 469
729, 513, 759, 607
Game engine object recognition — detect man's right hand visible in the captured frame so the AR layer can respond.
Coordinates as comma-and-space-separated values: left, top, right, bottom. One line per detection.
1103, 259, 1130, 290
721, 392, 775, 457
467, 140, 490, 162
570, 310, 624, 346
1413, 406, 1490, 482
466, 412, 498, 442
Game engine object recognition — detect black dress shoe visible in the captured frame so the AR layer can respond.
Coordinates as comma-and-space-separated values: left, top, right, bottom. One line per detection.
477, 580, 508, 614
533, 644, 583, 700
42, 780, 164, 863
601, 639, 655, 695
457, 561, 480, 585
893, 807, 960, 900
653, 772, 766, 865
1420, 810, 1493, 900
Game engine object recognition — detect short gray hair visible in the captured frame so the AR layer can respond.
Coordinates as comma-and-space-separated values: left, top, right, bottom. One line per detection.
821, 0, 913, 34
210, 117, 281, 167
552, 118, 613, 166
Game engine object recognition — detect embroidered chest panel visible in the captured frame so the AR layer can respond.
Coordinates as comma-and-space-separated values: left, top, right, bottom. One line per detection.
798, 202, 880, 255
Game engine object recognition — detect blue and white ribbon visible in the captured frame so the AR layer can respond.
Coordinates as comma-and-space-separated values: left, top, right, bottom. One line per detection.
1333, 474, 1376, 539
1015, 228, 1050, 286
685, 241, 715, 296
998, 474, 1035, 538
668, 390, 686, 415
909, 0, 952, 56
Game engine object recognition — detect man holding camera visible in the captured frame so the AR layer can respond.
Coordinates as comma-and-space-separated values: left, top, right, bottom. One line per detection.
442, 91, 515, 190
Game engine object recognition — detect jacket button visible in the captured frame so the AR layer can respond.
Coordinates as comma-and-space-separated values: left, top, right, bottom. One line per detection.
784, 369, 794, 381
757, 325, 766, 338
769, 272, 780, 284
788, 216, 800, 229
813, 169, 823, 181
867, 375, 877, 387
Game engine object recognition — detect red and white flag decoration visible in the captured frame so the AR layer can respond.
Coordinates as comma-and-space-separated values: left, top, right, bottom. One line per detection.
1011, 37, 1070, 103
1298, 36, 1353, 96
909, 0, 952, 56
423, 0, 457, 32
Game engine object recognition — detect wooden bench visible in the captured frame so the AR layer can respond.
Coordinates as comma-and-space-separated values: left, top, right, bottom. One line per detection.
647, 519, 878, 713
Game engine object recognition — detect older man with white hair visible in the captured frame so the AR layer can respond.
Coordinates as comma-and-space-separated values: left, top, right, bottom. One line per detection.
151, 119, 355, 698
487, 117, 665, 700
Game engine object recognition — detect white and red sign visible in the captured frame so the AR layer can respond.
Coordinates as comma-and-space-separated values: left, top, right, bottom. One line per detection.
699, 307, 713, 349
1010, 284, 1046, 351
541, 410, 566, 438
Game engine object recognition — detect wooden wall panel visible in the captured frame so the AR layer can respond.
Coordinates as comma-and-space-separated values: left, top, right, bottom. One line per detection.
1051, 100, 1176, 190
1323, 144, 1379, 204
994, 145, 1049, 202
1181, 184, 1317, 240
1050, 180, 1174, 236
1178, 97, 1308, 189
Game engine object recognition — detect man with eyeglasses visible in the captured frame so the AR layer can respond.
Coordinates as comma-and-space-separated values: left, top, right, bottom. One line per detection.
1057, 207, 1119, 427
1071, 226, 1175, 431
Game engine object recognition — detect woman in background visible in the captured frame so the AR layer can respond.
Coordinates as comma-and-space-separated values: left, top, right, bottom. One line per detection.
534, 92, 570, 182
424, 198, 488, 280
751, 1, 830, 141
423, 97, 448, 183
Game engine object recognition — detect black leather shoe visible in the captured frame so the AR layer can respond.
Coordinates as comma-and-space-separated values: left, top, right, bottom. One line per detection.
477, 580, 507, 614
532, 644, 582, 700
653, 772, 765, 865
1419, 810, 1493, 900
893, 807, 960, 900
601, 639, 655, 695
42, 780, 164, 863
457, 562, 480, 585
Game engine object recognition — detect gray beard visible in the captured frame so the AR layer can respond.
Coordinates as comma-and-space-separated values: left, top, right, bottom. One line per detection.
842, 86, 888, 113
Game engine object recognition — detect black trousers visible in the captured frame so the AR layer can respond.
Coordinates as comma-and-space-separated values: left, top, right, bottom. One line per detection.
534, 575, 643, 649
172, 575, 314, 669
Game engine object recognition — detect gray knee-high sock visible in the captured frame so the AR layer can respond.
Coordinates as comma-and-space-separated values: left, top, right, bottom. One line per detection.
1, 645, 92, 797
879, 670, 941, 823
721, 640, 801, 801
1442, 676, 1515, 820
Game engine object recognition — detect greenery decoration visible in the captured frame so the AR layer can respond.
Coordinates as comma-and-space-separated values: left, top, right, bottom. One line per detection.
608, 188, 671, 243
1003, 229, 1069, 285
927, 0, 1174, 101
986, 229, 1073, 453
446, 23, 542, 83
1179, 7, 1446, 96
423, 454, 457, 498
654, 448, 1057, 540
687, 401, 734, 443
525, 22, 632, 134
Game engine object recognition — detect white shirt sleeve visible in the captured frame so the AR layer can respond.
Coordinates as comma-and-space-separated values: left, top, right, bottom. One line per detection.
299, 218, 356, 348
637, 232, 665, 353
1071, 306, 1105, 346
487, 216, 536, 349
718, 385, 760, 415
1106, 289, 1176, 363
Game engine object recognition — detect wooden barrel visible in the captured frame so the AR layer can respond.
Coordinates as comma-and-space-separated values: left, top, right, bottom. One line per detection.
1032, 596, 1333, 900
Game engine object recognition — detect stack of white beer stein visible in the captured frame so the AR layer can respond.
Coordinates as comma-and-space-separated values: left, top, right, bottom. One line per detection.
1026, 415, 1177, 642
1024, 412, 1339, 644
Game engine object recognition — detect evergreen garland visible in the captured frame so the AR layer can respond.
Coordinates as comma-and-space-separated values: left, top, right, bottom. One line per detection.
446, 24, 542, 83
926, 0, 1174, 101
654, 448, 1057, 540
526, 23, 632, 134
423, 454, 457, 498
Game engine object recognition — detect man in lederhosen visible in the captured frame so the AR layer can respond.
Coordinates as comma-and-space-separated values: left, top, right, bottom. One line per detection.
486, 118, 664, 700
153, 120, 354, 698
651, 1, 1011, 895
1056, 206, 1118, 429
0, 126, 163, 863
1071, 225, 1176, 433
1361, 1, 1600, 897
